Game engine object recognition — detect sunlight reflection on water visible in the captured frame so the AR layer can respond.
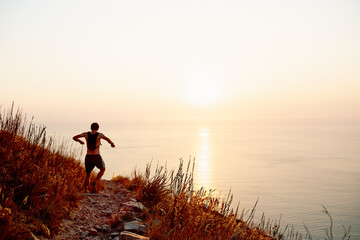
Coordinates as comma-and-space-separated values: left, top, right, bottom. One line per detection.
196, 127, 212, 190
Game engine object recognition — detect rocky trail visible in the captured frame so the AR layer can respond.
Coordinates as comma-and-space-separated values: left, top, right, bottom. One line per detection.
54, 180, 149, 240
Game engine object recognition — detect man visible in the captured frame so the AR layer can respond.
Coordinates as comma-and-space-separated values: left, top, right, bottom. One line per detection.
73, 122, 115, 192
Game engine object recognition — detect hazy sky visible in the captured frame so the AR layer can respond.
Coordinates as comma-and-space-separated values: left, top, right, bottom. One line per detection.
1, 0, 359, 124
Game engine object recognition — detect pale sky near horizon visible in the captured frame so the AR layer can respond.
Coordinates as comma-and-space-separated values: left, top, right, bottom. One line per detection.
1, 0, 359, 125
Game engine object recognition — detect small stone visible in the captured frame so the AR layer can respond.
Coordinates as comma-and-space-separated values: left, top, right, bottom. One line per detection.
96, 225, 111, 232
81, 231, 89, 238
113, 237, 120, 240
111, 232, 120, 236
122, 201, 144, 211
69, 229, 76, 236
120, 231, 149, 240
124, 220, 147, 233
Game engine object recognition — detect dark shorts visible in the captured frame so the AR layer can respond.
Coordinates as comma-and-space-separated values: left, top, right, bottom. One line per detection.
85, 154, 105, 173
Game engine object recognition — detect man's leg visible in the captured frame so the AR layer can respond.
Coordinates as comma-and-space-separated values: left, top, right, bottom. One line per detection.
94, 156, 105, 182
90, 156, 106, 193
90, 168, 104, 193
84, 155, 95, 192
96, 168, 105, 181
84, 172, 91, 191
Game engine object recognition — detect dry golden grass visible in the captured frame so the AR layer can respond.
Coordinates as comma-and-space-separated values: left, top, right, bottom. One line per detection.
113, 161, 276, 240
0, 104, 85, 239
114, 161, 352, 240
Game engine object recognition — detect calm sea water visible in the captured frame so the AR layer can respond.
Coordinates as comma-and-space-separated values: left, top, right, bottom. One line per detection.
54, 121, 360, 239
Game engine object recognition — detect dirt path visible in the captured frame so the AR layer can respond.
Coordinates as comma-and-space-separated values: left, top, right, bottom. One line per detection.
54, 180, 146, 240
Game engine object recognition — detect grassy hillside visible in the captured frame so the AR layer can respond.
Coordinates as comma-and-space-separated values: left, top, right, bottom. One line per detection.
0, 105, 276, 240
0, 105, 84, 239
113, 161, 278, 240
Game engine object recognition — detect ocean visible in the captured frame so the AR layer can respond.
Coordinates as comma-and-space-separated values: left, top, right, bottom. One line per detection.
54, 121, 360, 239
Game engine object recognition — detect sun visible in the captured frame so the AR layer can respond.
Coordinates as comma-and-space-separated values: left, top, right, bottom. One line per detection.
186, 70, 222, 106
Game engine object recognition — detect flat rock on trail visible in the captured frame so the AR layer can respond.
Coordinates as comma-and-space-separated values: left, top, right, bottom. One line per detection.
54, 180, 137, 240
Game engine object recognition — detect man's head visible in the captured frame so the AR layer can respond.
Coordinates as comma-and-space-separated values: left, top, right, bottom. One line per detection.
91, 122, 99, 131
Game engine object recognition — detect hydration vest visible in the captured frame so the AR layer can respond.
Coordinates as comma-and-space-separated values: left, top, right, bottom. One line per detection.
87, 132, 99, 151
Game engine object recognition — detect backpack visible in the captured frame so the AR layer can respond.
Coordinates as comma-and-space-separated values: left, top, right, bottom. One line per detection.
87, 132, 99, 151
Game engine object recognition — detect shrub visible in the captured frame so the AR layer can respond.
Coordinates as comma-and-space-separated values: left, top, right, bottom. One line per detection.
113, 160, 275, 240
0, 104, 84, 239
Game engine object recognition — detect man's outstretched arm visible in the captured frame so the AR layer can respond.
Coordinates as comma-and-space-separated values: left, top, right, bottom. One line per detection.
101, 134, 115, 148
73, 134, 85, 145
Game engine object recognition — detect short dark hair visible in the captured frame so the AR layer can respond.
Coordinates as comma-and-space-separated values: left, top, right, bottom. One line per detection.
90, 122, 99, 130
